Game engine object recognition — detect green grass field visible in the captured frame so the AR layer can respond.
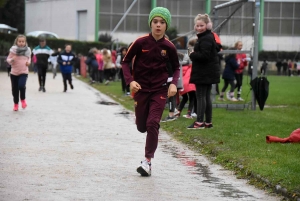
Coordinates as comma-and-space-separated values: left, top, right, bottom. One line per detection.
79, 75, 300, 199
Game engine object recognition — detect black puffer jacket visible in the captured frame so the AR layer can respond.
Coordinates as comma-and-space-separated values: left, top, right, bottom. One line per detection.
189, 30, 220, 85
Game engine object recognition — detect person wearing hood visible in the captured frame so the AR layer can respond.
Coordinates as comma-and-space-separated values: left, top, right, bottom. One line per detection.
6, 35, 31, 111
57, 44, 76, 92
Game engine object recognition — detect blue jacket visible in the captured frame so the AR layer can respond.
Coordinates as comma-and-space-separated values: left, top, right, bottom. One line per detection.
222, 55, 239, 80
57, 51, 75, 73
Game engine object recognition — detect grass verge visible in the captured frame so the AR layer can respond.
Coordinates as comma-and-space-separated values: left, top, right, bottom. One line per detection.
78, 75, 300, 200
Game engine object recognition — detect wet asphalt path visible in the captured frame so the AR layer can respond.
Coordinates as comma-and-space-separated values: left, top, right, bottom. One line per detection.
0, 72, 279, 201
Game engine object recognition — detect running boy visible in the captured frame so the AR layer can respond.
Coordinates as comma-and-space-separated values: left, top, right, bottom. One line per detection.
6, 35, 31, 111
121, 7, 180, 176
57, 44, 75, 92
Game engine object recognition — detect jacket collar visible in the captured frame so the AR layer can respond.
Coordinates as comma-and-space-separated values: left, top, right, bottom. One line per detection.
149, 33, 165, 42
197, 30, 211, 38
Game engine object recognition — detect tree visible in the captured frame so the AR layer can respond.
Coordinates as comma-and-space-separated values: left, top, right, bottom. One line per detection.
166, 27, 178, 42
98, 33, 112, 43
0, 0, 24, 33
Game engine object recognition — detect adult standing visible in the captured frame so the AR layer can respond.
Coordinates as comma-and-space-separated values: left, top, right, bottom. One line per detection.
275, 59, 282, 75
282, 59, 288, 76
32, 38, 53, 92
188, 14, 220, 129
233, 41, 248, 101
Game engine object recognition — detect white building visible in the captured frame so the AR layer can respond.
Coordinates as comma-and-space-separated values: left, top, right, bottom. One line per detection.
25, 0, 300, 51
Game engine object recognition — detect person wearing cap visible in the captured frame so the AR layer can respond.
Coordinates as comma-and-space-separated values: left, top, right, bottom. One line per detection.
32, 38, 53, 92
121, 7, 180, 176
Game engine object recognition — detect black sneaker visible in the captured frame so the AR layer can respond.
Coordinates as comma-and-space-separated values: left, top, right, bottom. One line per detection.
70, 84, 74, 90
187, 121, 205, 129
42, 87, 46, 92
161, 115, 177, 123
205, 123, 213, 129
38, 86, 42, 91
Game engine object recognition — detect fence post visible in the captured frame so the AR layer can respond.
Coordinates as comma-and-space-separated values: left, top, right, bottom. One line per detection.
80, 56, 86, 78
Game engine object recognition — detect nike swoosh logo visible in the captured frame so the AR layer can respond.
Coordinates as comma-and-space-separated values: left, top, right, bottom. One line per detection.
142, 49, 149, 52
160, 96, 166, 100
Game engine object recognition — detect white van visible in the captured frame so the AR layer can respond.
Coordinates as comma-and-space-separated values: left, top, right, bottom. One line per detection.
26, 31, 59, 39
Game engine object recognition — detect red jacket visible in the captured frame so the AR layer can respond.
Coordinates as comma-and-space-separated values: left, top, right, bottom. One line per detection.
179, 64, 195, 95
266, 128, 300, 143
235, 53, 247, 74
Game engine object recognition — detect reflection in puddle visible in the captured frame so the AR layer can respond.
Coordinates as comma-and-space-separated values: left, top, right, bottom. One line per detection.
160, 139, 254, 199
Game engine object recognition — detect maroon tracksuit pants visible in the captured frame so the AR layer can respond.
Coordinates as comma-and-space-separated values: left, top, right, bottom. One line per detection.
134, 87, 168, 158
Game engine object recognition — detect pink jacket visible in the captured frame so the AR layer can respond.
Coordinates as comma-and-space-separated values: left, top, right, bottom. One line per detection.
179, 64, 196, 95
7, 47, 31, 76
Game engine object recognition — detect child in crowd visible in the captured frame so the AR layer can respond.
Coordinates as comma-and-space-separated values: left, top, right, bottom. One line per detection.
6, 35, 31, 111
116, 47, 130, 95
102, 48, 115, 85
121, 7, 180, 176
188, 14, 220, 129
85, 48, 99, 84
233, 41, 247, 101
32, 38, 53, 93
219, 48, 239, 101
57, 44, 75, 92
177, 63, 196, 118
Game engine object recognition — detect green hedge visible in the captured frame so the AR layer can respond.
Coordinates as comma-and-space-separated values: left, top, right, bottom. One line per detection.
259, 50, 299, 61
0, 33, 127, 55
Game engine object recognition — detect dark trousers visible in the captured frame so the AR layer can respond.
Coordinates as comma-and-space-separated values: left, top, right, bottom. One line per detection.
134, 87, 168, 158
222, 79, 235, 93
234, 73, 243, 91
62, 73, 72, 90
104, 68, 116, 81
37, 66, 47, 87
119, 69, 130, 93
178, 91, 196, 114
90, 66, 98, 81
195, 84, 212, 123
7, 67, 11, 76
10, 74, 28, 104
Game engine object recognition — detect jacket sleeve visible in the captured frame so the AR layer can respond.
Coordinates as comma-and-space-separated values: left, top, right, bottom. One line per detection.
169, 48, 180, 86
115, 55, 122, 68
69, 53, 76, 65
57, 54, 64, 65
231, 58, 239, 70
121, 41, 140, 85
6, 52, 14, 65
189, 38, 213, 62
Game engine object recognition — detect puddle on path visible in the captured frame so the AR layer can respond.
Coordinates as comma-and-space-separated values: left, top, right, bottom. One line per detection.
159, 138, 256, 200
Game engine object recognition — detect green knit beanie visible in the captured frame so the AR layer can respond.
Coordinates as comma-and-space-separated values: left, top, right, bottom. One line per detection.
148, 7, 171, 30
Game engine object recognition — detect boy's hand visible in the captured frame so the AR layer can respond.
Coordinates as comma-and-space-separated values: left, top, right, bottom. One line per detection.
63, 62, 66, 65
168, 83, 177, 97
25, 62, 30, 66
130, 81, 141, 93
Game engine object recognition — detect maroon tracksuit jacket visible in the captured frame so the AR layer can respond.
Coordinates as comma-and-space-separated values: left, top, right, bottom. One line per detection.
122, 33, 180, 158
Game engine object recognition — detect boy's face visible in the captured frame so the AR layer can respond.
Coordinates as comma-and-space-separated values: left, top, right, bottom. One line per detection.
122, 49, 127, 55
194, 20, 207, 34
17, 37, 26, 47
151, 17, 167, 39
65, 45, 72, 53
